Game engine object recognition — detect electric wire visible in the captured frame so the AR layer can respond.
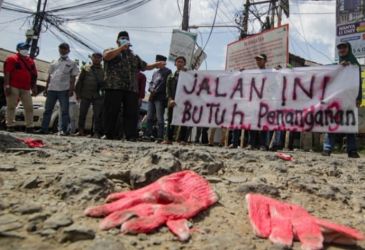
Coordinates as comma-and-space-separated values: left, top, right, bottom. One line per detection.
295, 0, 311, 60
288, 19, 334, 63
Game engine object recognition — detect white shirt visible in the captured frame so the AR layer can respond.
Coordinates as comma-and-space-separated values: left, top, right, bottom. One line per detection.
48, 57, 80, 91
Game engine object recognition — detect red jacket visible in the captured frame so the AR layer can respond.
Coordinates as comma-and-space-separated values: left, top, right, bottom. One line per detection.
4, 53, 37, 90
137, 71, 146, 99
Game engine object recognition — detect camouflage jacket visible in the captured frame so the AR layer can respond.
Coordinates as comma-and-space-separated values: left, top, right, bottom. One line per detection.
104, 48, 147, 92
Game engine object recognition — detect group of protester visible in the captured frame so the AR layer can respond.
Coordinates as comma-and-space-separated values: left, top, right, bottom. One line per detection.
3, 31, 361, 158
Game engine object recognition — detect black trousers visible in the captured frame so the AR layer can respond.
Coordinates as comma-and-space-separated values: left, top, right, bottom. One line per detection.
103, 90, 138, 140
248, 130, 269, 148
195, 127, 209, 144
79, 97, 103, 134
167, 107, 188, 142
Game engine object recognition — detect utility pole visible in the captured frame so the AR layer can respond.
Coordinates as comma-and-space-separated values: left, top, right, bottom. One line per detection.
29, 0, 47, 58
277, 3, 283, 26
271, 0, 277, 28
240, 0, 250, 39
181, 0, 190, 31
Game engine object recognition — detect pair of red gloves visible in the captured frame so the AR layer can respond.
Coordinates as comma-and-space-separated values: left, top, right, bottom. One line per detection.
85, 171, 364, 249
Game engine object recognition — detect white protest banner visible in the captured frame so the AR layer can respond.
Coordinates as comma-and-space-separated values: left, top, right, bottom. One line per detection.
226, 25, 288, 70
169, 29, 197, 68
172, 65, 359, 133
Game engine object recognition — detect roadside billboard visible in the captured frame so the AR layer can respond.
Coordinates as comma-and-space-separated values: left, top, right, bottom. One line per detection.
169, 29, 197, 69
336, 0, 365, 58
225, 25, 289, 70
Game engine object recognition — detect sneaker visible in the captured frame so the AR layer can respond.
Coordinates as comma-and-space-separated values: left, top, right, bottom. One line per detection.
260, 146, 268, 151
348, 151, 360, 158
58, 131, 70, 136
6, 126, 15, 132
35, 129, 48, 134
141, 135, 152, 142
92, 133, 101, 139
321, 150, 331, 157
75, 131, 86, 136
269, 145, 281, 152
25, 127, 34, 133
246, 145, 255, 150
161, 140, 173, 145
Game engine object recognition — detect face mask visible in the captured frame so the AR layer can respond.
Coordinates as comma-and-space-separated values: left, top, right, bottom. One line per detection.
60, 53, 69, 59
119, 39, 130, 47
19, 49, 28, 56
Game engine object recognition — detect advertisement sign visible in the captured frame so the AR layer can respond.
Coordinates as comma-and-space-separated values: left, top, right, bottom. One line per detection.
191, 46, 207, 70
225, 25, 289, 70
169, 29, 197, 69
336, 0, 365, 58
172, 65, 359, 133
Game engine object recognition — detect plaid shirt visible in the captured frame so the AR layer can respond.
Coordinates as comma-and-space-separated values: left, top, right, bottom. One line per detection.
104, 48, 147, 93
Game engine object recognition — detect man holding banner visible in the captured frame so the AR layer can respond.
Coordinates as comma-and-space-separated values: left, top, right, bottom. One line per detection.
162, 56, 189, 145
322, 42, 362, 158
246, 54, 270, 151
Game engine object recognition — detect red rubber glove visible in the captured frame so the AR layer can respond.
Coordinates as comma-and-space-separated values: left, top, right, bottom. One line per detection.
276, 152, 293, 161
246, 193, 364, 250
17, 138, 44, 148
85, 170, 218, 241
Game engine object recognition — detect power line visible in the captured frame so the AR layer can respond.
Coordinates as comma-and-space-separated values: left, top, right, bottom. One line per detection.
288, 19, 334, 63
176, 0, 182, 16
295, 0, 311, 60
0, 15, 32, 25
202, 0, 220, 51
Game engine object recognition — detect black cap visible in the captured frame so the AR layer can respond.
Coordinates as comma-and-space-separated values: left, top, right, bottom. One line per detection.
336, 42, 348, 49
92, 51, 103, 57
16, 42, 30, 50
59, 42, 70, 50
156, 54, 167, 62
117, 31, 129, 40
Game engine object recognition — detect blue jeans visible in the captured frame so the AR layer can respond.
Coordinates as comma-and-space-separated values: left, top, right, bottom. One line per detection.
146, 100, 165, 139
272, 131, 284, 148
58, 101, 77, 133
323, 133, 357, 153
42, 90, 69, 133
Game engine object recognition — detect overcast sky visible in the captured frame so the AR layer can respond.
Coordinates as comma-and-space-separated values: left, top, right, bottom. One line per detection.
0, 0, 337, 80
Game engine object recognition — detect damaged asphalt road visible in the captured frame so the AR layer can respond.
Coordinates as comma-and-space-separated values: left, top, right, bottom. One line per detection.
0, 132, 364, 250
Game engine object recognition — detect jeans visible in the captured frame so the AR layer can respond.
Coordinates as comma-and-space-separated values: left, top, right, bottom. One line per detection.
59, 101, 77, 133
79, 97, 104, 134
103, 90, 138, 140
230, 129, 241, 147
42, 90, 69, 133
323, 133, 357, 153
271, 131, 284, 148
146, 100, 165, 139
